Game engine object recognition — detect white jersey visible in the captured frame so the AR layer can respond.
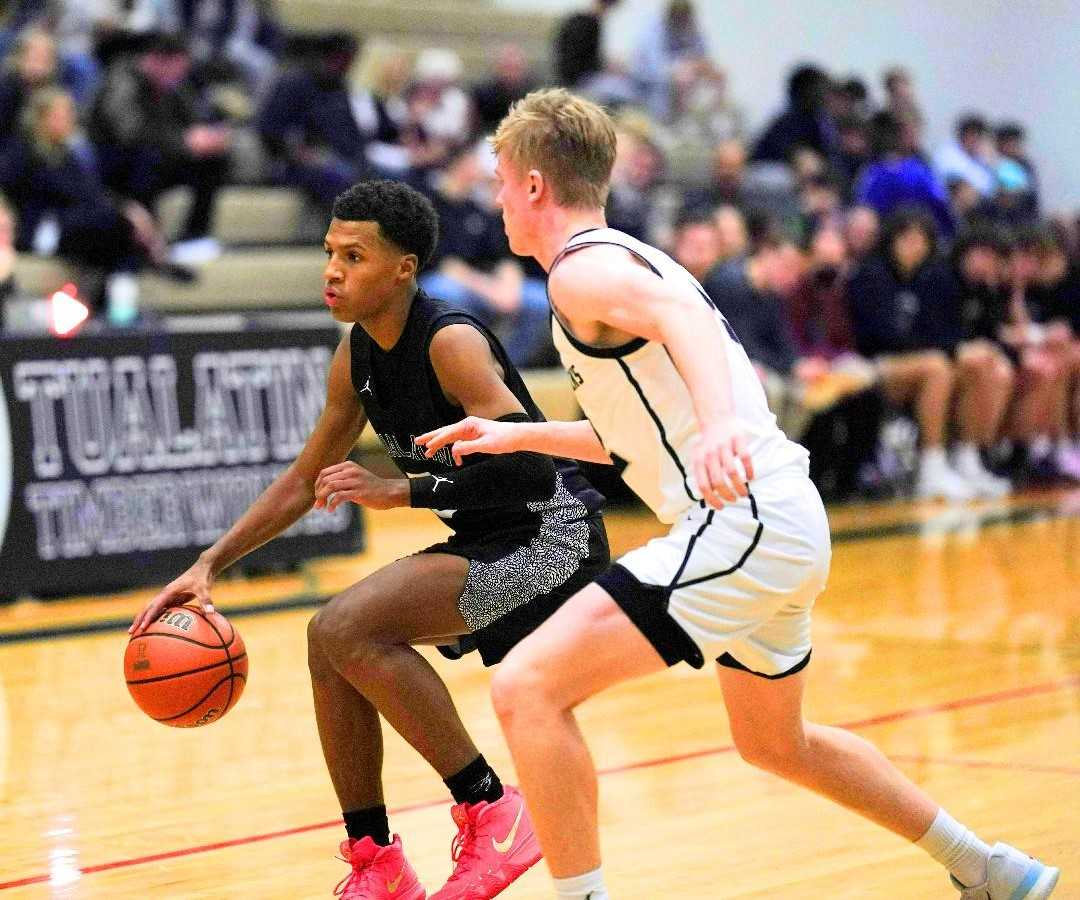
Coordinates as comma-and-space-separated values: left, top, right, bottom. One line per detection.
549, 227, 808, 524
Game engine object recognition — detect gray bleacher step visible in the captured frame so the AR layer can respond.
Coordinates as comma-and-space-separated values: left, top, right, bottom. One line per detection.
158, 186, 319, 245
13, 247, 327, 312
141, 247, 327, 311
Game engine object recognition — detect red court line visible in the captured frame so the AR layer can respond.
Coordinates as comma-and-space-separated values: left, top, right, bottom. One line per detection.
2, 673, 1078, 891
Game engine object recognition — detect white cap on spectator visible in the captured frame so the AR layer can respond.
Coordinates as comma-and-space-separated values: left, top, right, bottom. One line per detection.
415, 47, 463, 83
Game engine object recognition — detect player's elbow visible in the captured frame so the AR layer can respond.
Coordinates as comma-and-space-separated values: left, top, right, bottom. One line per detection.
509, 452, 557, 502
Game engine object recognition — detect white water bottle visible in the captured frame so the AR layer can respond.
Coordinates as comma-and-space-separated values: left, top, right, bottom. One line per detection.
106, 272, 140, 327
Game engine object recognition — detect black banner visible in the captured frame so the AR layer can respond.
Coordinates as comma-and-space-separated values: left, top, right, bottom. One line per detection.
0, 321, 363, 600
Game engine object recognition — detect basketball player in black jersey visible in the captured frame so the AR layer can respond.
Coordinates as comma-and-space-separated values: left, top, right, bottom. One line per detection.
129, 180, 608, 900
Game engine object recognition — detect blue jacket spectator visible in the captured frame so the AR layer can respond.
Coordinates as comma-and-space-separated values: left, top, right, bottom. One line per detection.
855, 111, 953, 237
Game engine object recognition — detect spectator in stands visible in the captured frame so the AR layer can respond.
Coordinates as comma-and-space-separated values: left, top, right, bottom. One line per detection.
417, 143, 552, 367
934, 113, 996, 199
405, 47, 472, 169
799, 172, 843, 237
552, 0, 620, 90
752, 63, 836, 165
714, 204, 749, 262
833, 114, 871, 200
946, 175, 982, 226
0, 2, 44, 60
41, 0, 183, 108
178, 0, 283, 95
1032, 233, 1080, 478
257, 32, 373, 213
0, 27, 62, 130
977, 158, 1038, 228
953, 223, 1012, 351
92, 32, 232, 264
827, 75, 869, 124
789, 226, 857, 363
670, 209, 722, 283
0, 195, 17, 324
855, 110, 953, 237
667, 58, 744, 149
605, 119, 666, 244
788, 225, 884, 499
843, 204, 879, 261
704, 233, 817, 437
995, 121, 1039, 213
882, 65, 922, 126
349, 41, 413, 174
848, 207, 1011, 498
1000, 227, 1080, 481
634, 0, 708, 121
471, 43, 538, 136
681, 139, 800, 228
0, 87, 190, 315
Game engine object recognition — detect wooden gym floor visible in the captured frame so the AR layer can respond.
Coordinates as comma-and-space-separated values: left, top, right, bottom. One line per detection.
0, 490, 1078, 898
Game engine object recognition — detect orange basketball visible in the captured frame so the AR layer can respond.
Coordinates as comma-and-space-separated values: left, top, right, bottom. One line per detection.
124, 605, 248, 727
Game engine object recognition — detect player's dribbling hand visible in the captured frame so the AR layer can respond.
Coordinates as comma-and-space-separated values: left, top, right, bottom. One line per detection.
313, 461, 409, 511
129, 561, 215, 636
695, 418, 754, 510
415, 416, 519, 465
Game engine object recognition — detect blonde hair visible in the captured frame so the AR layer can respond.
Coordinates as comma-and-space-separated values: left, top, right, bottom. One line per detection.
354, 40, 411, 97
491, 88, 616, 209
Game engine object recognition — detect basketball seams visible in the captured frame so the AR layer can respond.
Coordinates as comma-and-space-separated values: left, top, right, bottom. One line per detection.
126, 652, 248, 685
152, 673, 247, 723
186, 604, 236, 648
193, 607, 239, 716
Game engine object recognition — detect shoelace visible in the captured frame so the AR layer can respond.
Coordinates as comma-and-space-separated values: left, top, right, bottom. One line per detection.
445, 816, 483, 884
333, 851, 377, 897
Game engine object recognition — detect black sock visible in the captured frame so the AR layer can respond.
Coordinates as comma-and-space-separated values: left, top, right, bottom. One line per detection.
444, 754, 504, 805
343, 805, 390, 845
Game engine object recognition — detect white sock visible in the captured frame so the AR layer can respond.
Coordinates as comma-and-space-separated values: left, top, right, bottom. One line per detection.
920, 445, 946, 466
554, 867, 610, 899
920, 446, 950, 473
953, 443, 983, 477
915, 808, 991, 888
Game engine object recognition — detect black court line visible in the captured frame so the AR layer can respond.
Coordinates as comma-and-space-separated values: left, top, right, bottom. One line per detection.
1, 500, 1077, 647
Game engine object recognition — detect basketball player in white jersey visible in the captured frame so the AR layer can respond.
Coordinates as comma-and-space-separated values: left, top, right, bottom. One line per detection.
417, 89, 1059, 900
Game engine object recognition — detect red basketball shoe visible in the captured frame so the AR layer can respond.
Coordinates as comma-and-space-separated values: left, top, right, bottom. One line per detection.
334, 835, 426, 899
429, 786, 542, 899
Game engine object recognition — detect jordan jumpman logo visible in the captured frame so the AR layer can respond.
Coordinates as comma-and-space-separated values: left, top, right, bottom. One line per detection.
359, 377, 372, 394
430, 474, 453, 492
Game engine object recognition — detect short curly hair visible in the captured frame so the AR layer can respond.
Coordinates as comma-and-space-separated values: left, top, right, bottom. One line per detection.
332, 180, 440, 271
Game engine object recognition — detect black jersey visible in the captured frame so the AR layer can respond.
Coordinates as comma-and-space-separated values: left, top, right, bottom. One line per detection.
350, 288, 603, 541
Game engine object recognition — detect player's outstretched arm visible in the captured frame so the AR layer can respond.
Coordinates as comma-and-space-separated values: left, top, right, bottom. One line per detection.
416, 417, 610, 465
549, 247, 754, 508
130, 335, 365, 634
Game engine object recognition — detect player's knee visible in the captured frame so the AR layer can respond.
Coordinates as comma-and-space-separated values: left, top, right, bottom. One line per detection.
995, 359, 1015, 391
310, 594, 378, 670
491, 650, 552, 725
921, 351, 953, 384
733, 729, 807, 777
307, 610, 331, 675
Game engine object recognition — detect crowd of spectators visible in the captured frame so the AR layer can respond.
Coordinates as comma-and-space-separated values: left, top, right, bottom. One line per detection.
1, 0, 1078, 500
